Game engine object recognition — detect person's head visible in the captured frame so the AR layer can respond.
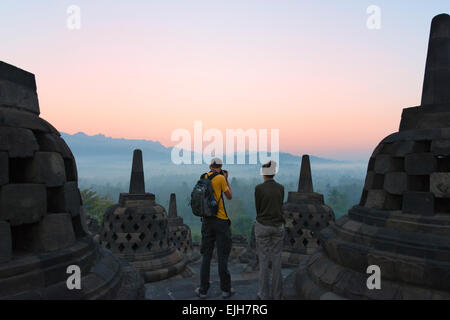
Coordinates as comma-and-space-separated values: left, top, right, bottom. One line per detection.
261, 160, 277, 181
209, 157, 223, 173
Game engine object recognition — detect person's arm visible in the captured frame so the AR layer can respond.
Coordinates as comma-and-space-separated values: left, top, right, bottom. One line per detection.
222, 171, 232, 200
254, 186, 260, 215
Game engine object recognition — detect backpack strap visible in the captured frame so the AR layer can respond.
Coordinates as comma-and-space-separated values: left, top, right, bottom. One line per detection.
201, 172, 229, 219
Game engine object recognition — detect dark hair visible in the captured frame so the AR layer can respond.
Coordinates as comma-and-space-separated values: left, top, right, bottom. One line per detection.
264, 175, 275, 178
262, 161, 273, 168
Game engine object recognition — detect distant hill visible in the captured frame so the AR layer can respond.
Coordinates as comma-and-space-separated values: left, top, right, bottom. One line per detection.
61, 131, 346, 165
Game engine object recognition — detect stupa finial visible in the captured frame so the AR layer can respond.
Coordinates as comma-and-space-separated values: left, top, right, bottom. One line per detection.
298, 155, 314, 193
421, 13, 450, 106
169, 193, 177, 218
129, 149, 145, 194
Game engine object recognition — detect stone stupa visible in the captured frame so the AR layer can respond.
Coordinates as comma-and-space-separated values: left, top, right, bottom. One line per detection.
0, 61, 143, 299
167, 193, 200, 262
100, 150, 187, 282
282, 155, 335, 266
293, 14, 450, 299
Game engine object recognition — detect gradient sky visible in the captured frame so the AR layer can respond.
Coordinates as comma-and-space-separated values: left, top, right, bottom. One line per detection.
1, 1, 448, 160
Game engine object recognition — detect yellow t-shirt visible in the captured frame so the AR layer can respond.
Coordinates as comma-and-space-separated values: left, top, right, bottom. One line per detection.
205, 171, 229, 220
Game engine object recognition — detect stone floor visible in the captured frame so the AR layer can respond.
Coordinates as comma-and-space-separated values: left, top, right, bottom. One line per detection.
145, 259, 297, 300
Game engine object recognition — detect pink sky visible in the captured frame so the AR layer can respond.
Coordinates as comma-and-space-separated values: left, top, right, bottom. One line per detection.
2, 1, 446, 160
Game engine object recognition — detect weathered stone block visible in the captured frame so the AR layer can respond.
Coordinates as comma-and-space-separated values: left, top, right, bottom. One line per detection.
430, 173, 450, 198
374, 155, 402, 174
22, 213, 76, 252
0, 61, 36, 90
364, 190, 387, 209
35, 133, 72, 158
0, 80, 39, 114
0, 184, 46, 225
431, 140, 450, 155
0, 127, 38, 157
405, 153, 437, 175
0, 221, 12, 263
402, 192, 435, 215
64, 182, 81, 217
24, 152, 66, 187
384, 172, 408, 195
0, 152, 8, 185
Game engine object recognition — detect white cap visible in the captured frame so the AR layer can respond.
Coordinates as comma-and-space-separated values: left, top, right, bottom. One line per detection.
260, 160, 278, 175
210, 157, 223, 166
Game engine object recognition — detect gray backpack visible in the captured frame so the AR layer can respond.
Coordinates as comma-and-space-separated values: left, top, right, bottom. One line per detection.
190, 172, 220, 217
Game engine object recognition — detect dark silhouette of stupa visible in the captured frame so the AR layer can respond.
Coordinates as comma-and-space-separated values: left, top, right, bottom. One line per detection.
293, 14, 450, 299
100, 150, 187, 282
167, 193, 200, 262
282, 155, 335, 266
0, 61, 143, 299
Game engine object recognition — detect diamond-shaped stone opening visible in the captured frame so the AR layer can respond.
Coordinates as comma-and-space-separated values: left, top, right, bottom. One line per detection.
296, 229, 303, 236
147, 223, 152, 229
118, 243, 125, 252
289, 238, 296, 245
133, 223, 139, 231
153, 232, 158, 239
127, 215, 133, 221
126, 233, 132, 241
146, 242, 153, 250
132, 243, 138, 251
112, 233, 118, 241
139, 233, 145, 241
302, 238, 309, 247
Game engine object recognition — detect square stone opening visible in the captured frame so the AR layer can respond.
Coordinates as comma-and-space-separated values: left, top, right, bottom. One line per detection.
367, 158, 375, 171
384, 193, 403, 210
8, 158, 33, 183
10, 223, 35, 254
435, 198, 450, 214
372, 174, 385, 189
64, 158, 77, 181
414, 140, 432, 153
391, 157, 405, 171
436, 156, 450, 172
47, 186, 66, 213
360, 190, 368, 206
407, 175, 430, 192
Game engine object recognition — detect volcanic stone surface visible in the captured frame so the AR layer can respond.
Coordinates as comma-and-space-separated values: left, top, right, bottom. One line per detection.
100, 150, 187, 283
291, 14, 450, 300
0, 61, 143, 299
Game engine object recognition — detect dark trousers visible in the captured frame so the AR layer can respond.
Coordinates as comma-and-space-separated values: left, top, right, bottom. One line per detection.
200, 217, 232, 293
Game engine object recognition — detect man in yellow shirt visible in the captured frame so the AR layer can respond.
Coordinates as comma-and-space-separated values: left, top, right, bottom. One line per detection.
195, 158, 234, 299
